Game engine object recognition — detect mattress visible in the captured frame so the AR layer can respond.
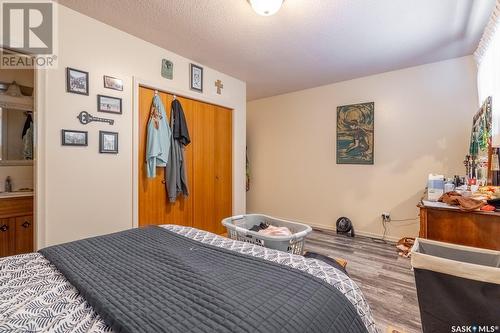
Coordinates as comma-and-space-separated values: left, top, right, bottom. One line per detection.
0, 225, 378, 332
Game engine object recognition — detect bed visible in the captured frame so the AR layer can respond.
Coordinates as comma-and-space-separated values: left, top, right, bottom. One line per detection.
0, 225, 378, 333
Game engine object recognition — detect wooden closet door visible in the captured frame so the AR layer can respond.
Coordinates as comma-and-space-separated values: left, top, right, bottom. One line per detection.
138, 86, 232, 234
214, 106, 233, 234
193, 103, 216, 232
138, 87, 193, 227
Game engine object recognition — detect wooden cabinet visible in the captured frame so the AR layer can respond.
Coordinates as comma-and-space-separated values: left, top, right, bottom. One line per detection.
15, 215, 34, 254
138, 87, 233, 234
0, 218, 15, 256
419, 203, 500, 250
0, 196, 34, 257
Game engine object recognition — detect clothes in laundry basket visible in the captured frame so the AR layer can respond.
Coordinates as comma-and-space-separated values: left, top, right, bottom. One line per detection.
258, 225, 292, 237
249, 222, 270, 232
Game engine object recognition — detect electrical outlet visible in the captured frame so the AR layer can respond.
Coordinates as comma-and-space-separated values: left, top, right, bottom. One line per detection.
381, 212, 391, 222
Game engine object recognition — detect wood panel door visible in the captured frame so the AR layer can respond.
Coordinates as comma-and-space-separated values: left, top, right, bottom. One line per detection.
15, 215, 33, 254
214, 106, 233, 234
193, 103, 216, 231
138, 87, 194, 227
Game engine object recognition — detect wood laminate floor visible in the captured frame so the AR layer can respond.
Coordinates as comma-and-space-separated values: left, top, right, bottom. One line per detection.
304, 229, 422, 333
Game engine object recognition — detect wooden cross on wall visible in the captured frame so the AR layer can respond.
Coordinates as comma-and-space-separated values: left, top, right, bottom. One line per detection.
215, 79, 224, 94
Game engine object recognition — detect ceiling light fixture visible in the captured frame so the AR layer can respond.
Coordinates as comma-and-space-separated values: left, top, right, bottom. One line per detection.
248, 0, 284, 16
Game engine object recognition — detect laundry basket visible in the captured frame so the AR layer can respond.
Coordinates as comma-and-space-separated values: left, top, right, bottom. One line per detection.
222, 214, 312, 255
411, 238, 500, 333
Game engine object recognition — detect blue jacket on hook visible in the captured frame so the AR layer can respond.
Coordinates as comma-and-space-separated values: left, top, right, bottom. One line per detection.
146, 95, 171, 178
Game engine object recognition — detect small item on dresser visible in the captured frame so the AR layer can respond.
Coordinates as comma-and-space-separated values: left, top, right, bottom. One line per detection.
486, 198, 500, 210
439, 191, 461, 205
480, 205, 496, 211
453, 175, 465, 188
427, 174, 444, 201
439, 191, 485, 211
444, 178, 455, 193
491, 148, 500, 186
4, 176, 12, 192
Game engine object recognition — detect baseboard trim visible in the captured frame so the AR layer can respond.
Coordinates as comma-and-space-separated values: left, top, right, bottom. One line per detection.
307, 223, 401, 243
245, 211, 403, 243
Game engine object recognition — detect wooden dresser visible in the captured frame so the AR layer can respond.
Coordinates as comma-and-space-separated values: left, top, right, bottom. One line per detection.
418, 201, 500, 250
0, 195, 34, 257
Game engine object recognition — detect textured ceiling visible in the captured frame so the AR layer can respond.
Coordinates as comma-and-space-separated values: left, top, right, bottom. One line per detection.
57, 0, 495, 100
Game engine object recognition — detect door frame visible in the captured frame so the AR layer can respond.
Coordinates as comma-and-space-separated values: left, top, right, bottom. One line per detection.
132, 77, 236, 228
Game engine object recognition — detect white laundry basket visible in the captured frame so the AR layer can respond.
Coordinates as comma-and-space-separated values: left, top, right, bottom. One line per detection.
222, 214, 312, 255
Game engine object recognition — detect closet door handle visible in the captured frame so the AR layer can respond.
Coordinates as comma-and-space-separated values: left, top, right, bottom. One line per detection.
215, 176, 219, 181
0, 224, 8, 232
22, 221, 31, 228
161, 179, 166, 184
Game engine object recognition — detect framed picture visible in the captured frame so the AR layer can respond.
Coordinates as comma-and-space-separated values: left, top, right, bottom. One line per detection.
336, 102, 374, 165
66, 67, 89, 95
97, 94, 122, 114
61, 129, 88, 146
103, 75, 123, 91
99, 131, 119, 154
190, 63, 203, 93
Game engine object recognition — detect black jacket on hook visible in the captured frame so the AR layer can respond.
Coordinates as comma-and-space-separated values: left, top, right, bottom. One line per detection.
171, 99, 191, 146
166, 99, 190, 203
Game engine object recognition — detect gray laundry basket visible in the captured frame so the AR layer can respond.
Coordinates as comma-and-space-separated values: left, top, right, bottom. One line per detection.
222, 214, 312, 255
411, 238, 500, 333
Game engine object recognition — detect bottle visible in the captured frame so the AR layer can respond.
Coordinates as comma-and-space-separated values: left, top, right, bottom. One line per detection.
492, 148, 500, 186
5, 176, 12, 192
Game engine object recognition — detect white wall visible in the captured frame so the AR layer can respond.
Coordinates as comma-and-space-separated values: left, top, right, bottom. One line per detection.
36, 5, 246, 247
247, 56, 478, 240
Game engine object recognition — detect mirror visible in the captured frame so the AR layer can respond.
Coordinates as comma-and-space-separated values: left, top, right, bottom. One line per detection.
0, 107, 33, 165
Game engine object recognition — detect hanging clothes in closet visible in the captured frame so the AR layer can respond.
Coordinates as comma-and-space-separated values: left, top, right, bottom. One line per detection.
146, 94, 171, 178
166, 98, 191, 203
22, 112, 33, 160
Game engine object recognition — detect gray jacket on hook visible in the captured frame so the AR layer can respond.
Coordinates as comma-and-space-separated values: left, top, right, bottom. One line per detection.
166, 99, 190, 202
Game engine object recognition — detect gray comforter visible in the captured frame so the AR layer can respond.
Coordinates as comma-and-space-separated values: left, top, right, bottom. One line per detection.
39, 226, 368, 333
0, 225, 378, 332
